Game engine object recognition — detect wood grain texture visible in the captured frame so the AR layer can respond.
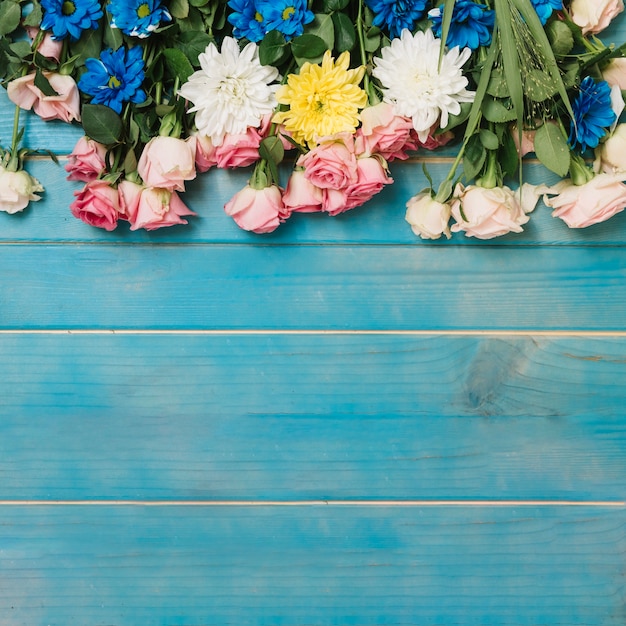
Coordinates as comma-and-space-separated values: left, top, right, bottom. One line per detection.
1, 505, 624, 625
1, 333, 625, 501
2, 243, 626, 330
5, 159, 626, 245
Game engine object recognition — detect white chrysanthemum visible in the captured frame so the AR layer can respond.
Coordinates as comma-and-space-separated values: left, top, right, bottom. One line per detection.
179, 37, 280, 146
372, 29, 475, 142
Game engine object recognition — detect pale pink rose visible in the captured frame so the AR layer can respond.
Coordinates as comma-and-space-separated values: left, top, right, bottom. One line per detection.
355, 103, 418, 161
7, 72, 80, 123
215, 126, 264, 169
602, 58, 626, 90
322, 188, 349, 215
137, 136, 196, 191
416, 128, 454, 151
539, 173, 626, 227
0, 166, 44, 214
65, 136, 108, 182
224, 184, 286, 233
118, 182, 196, 231
25, 26, 63, 61
282, 169, 324, 213
594, 124, 626, 174
570, 0, 624, 34
338, 156, 393, 214
70, 180, 120, 231
299, 136, 358, 190
192, 134, 218, 172
512, 126, 537, 157
405, 192, 451, 239
451, 183, 539, 239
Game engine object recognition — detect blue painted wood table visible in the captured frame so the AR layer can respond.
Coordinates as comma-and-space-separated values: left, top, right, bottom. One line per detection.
1, 83, 625, 625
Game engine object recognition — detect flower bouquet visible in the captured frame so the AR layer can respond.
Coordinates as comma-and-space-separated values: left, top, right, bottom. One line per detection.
0, 0, 625, 237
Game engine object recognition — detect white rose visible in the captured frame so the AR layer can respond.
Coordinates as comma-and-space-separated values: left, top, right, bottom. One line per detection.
595, 124, 626, 175
405, 192, 451, 239
570, 0, 624, 34
0, 166, 44, 214
450, 183, 539, 239
602, 57, 626, 90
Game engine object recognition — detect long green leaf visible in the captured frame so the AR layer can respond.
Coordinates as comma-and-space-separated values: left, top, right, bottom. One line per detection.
438, 0, 456, 66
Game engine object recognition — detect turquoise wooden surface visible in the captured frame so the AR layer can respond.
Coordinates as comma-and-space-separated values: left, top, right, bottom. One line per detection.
3, 48, 626, 625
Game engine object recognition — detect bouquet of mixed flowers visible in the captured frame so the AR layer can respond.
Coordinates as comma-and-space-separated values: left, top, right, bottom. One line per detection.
1, 0, 625, 237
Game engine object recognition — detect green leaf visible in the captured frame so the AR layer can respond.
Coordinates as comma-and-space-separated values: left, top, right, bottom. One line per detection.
0, 0, 21, 36
123, 148, 137, 175
479, 128, 499, 151
103, 22, 124, 50
177, 31, 213, 65
332, 11, 356, 52
534, 122, 570, 177
440, 102, 472, 132
439, 0, 456, 59
81, 104, 124, 145
463, 134, 487, 181
170, 0, 189, 19
482, 97, 517, 123
70, 23, 103, 64
259, 136, 285, 167
524, 67, 558, 102
290, 34, 327, 59
486, 66, 508, 98
364, 29, 381, 53
546, 19, 574, 56
499, 130, 520, 178
305, 14, 334, 50
322, 0, 349, 10
22, 0, 43, 27
34, 70, 59, 97
9, 41, 32, 62
163, 48, 194, 83
259, 30, 288, 66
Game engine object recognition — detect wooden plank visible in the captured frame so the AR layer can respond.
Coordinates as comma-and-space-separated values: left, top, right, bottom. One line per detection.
2, 333, 625, 500
5, 159, 626, 245
1, 244, 626, 330
0, 504, 624, 624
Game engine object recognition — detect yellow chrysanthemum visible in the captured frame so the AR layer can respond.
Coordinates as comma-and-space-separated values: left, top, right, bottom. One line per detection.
273, 51, 367, 147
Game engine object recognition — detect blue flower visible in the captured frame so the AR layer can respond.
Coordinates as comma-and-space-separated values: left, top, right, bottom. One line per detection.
257, 0, 314, 40
78, 46, 147, 114
530, 0, 562, 25
364, 0, 428, 39
227, 0, 268, 42
40, 0, 103, 41
569, 77, 616, 152
429, 0, 495, 50
108, 0, 171, 37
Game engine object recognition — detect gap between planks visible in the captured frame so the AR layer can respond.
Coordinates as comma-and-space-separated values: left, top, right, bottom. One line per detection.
0, 500, 623, 507
2, 329, 626, 337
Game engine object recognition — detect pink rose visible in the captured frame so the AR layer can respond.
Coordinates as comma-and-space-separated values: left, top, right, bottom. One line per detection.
338, 156, 393, 215
65, 136, 108, 182
0, 166, 44, 214
416, 127, 454, 151
7, 72, 80, 123
70, 180, 120, 231
191, 134, 218, 173
570, 0, 624, 34
594, 124, 626, 174
137, 136, 196, 191
224, 184, 286, 233
451, 183, 539, 239
539, 173, 626, 228
214, 126, 264, 169
355, 103, 417, 161
298, 136, 358, 190
25, 26, 63, 62
282, 169, 324, 213
603, 58, 626, 90
512, 126, 537, 157
405, 192, 451, 239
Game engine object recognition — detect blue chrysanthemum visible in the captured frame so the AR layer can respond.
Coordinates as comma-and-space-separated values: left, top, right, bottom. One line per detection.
40, 0, 103, 41
257, 0, 314, 40
227, 0, 268, 42
569, 77, 616, 152
530, 0, 562, 25
108, 0, 171, 38
429, 0, 494, 50
78, 46, 147, 114
364, 0, 428, 39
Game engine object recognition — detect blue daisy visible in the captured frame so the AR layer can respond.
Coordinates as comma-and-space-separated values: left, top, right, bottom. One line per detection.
78, 46, 147, 114
364, 0, 428, 40
257, 0, 314, 40
227, 0, 268, 42
530, 0, 562, 25
108, 0, 171, 38
40, 0, 103, 41
429, 0, 495, 50
569, 77, 616, 152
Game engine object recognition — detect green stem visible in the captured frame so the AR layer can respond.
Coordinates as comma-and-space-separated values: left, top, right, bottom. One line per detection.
7, 104, 21, 171
356, 0, 372, 99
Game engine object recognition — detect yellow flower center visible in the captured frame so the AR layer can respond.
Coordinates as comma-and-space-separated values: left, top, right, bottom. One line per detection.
136, 3, 151, 18
108, 75, 122, 89
282, 6, 295, 20
254, 11, 263, 22
62, 0, 75, 15
272, 51, 367, 147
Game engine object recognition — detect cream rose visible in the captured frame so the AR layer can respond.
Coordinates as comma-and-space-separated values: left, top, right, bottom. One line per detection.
405, 192, 451, 239
594, 124, 626, 174
570, 0, 624, 34
0, 167, 44, 214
